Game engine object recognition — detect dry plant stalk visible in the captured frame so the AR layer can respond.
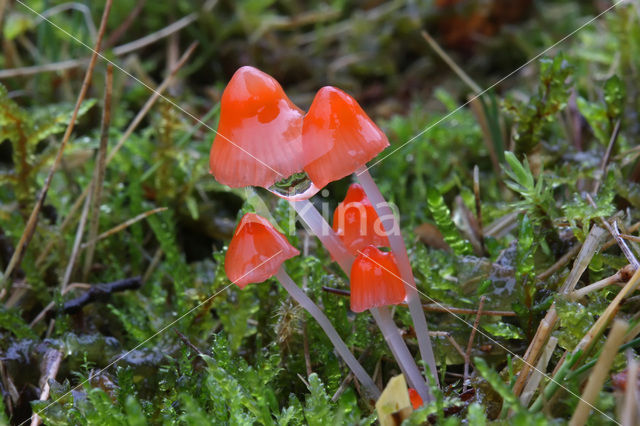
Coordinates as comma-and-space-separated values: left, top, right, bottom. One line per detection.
569, 319, 628, 426
82, 65, 114, 280
513, 225, 606, 396
520, 336, 558, 406
34, 42, 197, 268
1, 0, 113, 294
569, 264, 635, 300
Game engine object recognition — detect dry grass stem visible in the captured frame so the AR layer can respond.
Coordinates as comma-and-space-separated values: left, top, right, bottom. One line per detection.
569, 264, 635, 300
570, 319, 628, 426
80, 207, 167, 250
34, 43, 196, 268
621, 355, 638, 426
82, 65, 113, 281
0, 0, 113, 294
61, 193, 92, 293
520, 336, 558, 407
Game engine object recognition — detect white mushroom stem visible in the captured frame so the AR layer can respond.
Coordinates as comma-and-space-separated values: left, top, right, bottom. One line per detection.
356, 166, 440, 388
290, 199, 432, 402
275, 267, 380, 400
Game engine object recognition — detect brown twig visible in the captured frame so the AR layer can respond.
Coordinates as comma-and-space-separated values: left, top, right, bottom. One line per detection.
82, 65, 113, 280
34, 42, 195, 268
174, 329, 203, 355
61, 191, 92, 292
80, 207, 167, 249
1, 0, 113, 295
463, 296, 485, 392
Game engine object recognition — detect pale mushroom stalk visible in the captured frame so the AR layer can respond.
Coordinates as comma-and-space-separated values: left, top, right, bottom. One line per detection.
291, 199, 433, 402
357, 166, 439, 388
275, 267, 380, 400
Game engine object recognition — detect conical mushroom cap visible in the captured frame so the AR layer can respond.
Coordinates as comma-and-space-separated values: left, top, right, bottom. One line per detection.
350, 245, 406, 313
210, 66, 304, 188
225, 213, 299, 288
302, 86, 389, 189
333, 183, 390, 256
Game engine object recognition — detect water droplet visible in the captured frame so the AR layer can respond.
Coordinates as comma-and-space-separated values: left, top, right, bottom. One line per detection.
268, 171, 320, 201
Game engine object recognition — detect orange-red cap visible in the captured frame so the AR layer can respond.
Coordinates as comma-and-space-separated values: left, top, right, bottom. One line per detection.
333, 183, 390, 255
210, 66, 304, 188
349, 245, 406, 313
225, 213, 299, 288
408, 388, 423, 409
302, 86, 389, 189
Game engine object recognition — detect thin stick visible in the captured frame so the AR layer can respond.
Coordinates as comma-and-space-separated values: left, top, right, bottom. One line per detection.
104, 0, 147, 48
61, 186, 92, 293
357, 167, 439, 389
570, 319, 628, 426
80, 207, 167, 249
569, 264, 635, 300
586, 195, 640, 270
536, 243, 582, 281
35, 42, 195, 267
421, 30, 482, 94
275, 268, 380, 400
463, 296, 485, 392
515, 225, 606, 396
520, 336, 558, 407
82, 65, 113, 280
429, 331, 466, 359
1, 0, 113, 294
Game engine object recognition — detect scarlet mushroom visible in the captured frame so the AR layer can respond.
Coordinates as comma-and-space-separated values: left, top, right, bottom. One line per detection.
349, 246, 405, 313
333, 183, 390, 256
209, 66, 318, 199
302, 86, 389, 189
301, 86, 438, 388
349, 245, 430, 400
225, 213, 380, 400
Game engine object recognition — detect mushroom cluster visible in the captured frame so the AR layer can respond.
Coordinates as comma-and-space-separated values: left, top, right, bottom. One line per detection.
209, 66, 437, 403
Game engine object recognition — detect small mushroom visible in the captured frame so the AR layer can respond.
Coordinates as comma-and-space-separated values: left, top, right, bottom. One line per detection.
225, 213, 299, 289
302, 86, 389, 189
333, 183, 390, 256
350, 246, 406, 313
209, 66, 305, 189
225, 213, 380, 400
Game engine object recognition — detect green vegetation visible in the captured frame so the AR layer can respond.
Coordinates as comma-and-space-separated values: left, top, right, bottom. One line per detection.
1, 1, 640, 424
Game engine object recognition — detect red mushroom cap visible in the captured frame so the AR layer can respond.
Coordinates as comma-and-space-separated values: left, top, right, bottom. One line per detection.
209, 66, 304, 188
225, 213, 299, 288
408, 388, 423, 410
333, 183, 390, 255
302, 86, 389, 189
349, 245, 406, 313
